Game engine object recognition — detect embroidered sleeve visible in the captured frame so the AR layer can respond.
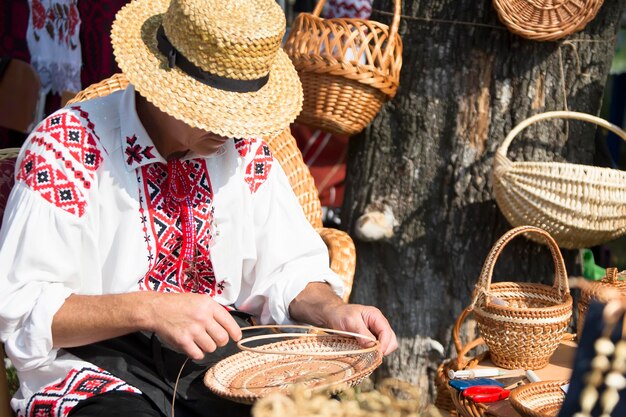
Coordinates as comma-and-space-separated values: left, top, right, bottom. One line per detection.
22, 107, 103, 216
0, 109, 102, 371
236, 158, 344, 324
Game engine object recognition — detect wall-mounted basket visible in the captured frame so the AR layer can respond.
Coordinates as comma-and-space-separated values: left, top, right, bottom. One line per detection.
283, 0, 403, 135
493, 111, 626, 249
492, 0, 605, 41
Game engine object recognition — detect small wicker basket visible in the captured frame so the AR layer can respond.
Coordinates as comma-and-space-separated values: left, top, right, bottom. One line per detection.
577, 268, 626, 338
434, 307, 488, 417
509, 380, 568, 417
283, 0, 403, 136
493, 111, 626, 249
492, 0, 605, 41
468, 226, 573, 370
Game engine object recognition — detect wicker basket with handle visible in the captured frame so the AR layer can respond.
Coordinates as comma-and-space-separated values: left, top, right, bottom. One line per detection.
468, 226, 572, 370
577, 268, 626, 338
283, 0, 403, 136
492, 0, 605, 41
435, 307, 488, 417
493, 111, 626, 249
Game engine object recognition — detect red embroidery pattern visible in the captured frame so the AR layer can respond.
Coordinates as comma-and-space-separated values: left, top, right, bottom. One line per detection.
125, 135, 155, 166
234, 138, 252, 158
30, 136, 92, 190
137, 160, 225, 295
22, 367, 141, 417
31, 0, 80, 48
244, 142, 273, 193
35, 110, 103, 175
17, 151, 87, 217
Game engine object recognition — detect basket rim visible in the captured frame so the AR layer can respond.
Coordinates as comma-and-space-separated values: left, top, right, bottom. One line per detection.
509, 379, 568, 417
479, 293, 573, 313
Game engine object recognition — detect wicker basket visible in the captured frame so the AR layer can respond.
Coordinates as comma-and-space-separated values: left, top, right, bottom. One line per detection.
204, 335, 382, 404
492, 0, 605, 41
283, 0, 403, 136
493, 111, 626, 250
469, 226, 573, 370
509, 380, 568, 417
577, 268, 626, 338
434, 308, 488, 417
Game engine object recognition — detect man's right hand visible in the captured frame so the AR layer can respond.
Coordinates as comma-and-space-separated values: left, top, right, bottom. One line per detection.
147, 292, 242, 360
52, 292, 242, 361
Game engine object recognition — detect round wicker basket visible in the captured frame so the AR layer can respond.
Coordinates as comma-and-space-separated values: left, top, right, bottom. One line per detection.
283, 0, 403, 136
204, 335, 382, 404
577, 268, 626, 338
493, 111, 626, 250
509, 380, 567, 417
492, 0, 605, 41
469, 226, 572, 370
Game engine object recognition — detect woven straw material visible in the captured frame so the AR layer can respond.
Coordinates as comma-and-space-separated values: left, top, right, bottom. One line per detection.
470, 226, 572, 370
283, 0, 402, 136
204, 335, 382, 404
493, 0, 605, 41
493, 111, 626, 249
509, 380, 567, 417
577, 268, 626, 338
111, 0, 303, 139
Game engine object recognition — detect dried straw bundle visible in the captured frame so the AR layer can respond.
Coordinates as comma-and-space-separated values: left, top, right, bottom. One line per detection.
251, 378, 447, 417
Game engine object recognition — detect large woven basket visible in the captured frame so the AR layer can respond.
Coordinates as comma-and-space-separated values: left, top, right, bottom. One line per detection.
509, 380, 567, 417
469, 226, 572, 370
493, 111, 626, 249
577, 268, 626, 338
283, 0, 403, 136
492, 0, 605, 41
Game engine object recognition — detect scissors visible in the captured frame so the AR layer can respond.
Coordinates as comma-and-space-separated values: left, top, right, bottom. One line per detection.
462, 385, 510, 403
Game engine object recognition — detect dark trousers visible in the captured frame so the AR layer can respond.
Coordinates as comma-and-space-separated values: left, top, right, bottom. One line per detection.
66, 312, 262, 417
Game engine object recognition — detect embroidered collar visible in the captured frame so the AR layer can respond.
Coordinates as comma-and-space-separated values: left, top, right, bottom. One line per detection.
119, 85, 228, 171
119, 85, 166, 171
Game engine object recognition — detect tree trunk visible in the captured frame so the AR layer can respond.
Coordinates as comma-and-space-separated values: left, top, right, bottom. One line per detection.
342, 0, 625, 407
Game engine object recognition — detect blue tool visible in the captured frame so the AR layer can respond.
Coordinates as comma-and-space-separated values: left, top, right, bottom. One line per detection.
448, 378, 505, 392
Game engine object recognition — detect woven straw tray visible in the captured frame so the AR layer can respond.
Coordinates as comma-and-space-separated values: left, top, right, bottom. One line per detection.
204, 335, 382, 404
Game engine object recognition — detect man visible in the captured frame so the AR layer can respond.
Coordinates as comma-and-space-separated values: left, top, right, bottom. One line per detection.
0, 0, 397, 416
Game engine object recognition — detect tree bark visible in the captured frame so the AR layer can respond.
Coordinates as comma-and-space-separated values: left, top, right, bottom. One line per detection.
342, 0, 625, 407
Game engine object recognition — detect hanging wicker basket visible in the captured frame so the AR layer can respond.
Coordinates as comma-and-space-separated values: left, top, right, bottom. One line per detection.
493, 111, 626, 249
492, 0, 605, 41
577, 268, 626, 338
283, 0, 403, 136
469, 226, 572, 370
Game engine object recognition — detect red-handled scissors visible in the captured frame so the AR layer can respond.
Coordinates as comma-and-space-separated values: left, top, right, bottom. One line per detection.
462, 385, 510, 403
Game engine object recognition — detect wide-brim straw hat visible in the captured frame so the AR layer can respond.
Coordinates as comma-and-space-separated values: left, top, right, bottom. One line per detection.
111, 0, 303, 139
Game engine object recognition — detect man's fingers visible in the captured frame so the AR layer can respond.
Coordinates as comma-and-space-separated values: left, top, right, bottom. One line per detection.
364, 309, 398, 355
206, 321, 230, 347
213, 307, 243, 341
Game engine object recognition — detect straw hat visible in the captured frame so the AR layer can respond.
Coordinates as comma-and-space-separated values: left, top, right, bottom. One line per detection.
111, 0, 303, 139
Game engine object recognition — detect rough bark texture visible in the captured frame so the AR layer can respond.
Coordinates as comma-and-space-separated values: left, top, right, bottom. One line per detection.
342, 0, 625, 407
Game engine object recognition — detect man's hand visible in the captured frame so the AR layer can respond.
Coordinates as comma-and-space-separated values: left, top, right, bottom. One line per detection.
289, 282, 398, 356
147, 293, 242, 360
52, 292, 242, 361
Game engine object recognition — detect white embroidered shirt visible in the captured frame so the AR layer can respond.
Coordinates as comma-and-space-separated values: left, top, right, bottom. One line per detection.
0, 86, 343, 416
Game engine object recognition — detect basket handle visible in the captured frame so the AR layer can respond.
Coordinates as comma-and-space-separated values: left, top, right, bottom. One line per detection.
311, 0, 402, 64
497, 111, 626, 157
469, 226, 569, 310
452, 307, 485, 369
